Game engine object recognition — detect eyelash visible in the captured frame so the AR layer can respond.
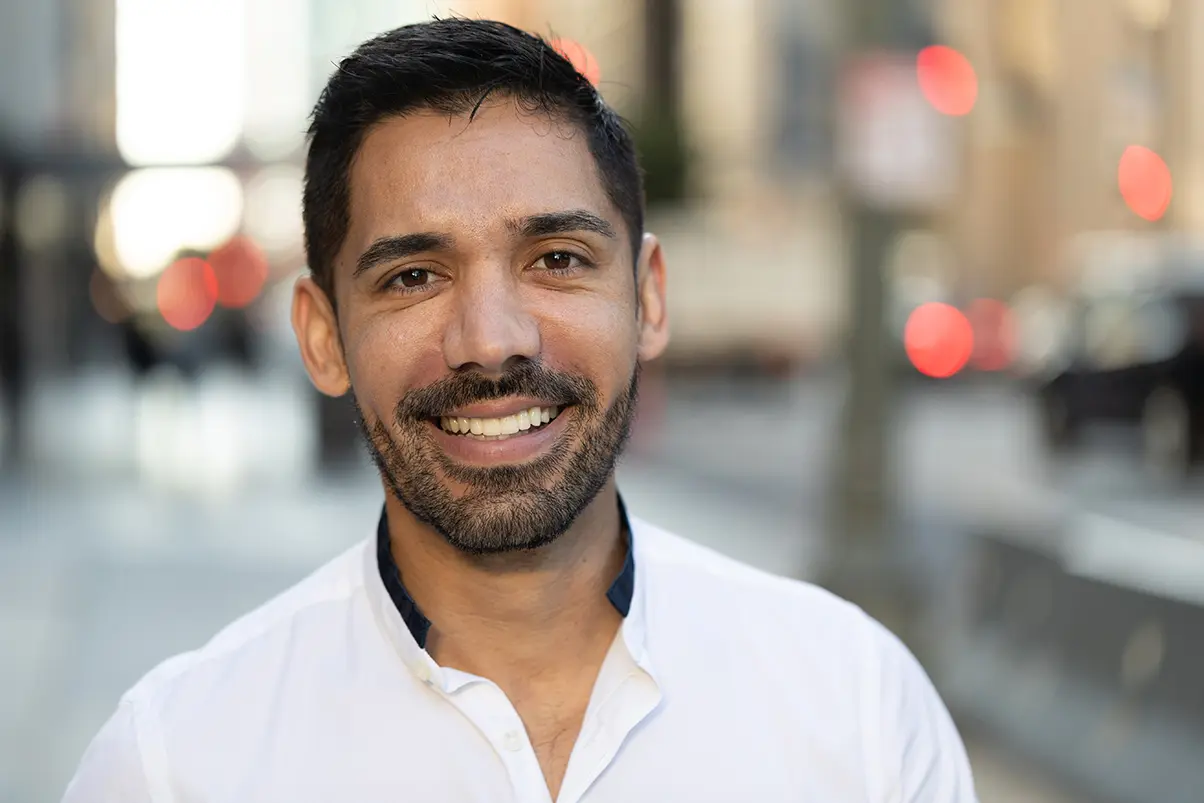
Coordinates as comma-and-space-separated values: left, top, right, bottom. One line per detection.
383, 250, 593, 295
383, 268, 441, 296
534, 250, 594, 274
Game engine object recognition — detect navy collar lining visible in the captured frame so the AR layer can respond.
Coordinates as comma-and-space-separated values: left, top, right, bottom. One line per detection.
376, 497, 636, 649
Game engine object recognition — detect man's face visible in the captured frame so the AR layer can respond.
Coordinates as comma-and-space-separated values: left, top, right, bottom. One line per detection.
297, 101, 667, 554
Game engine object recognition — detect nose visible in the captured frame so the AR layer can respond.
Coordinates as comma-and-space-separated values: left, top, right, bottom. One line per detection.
443, 269, 541, 376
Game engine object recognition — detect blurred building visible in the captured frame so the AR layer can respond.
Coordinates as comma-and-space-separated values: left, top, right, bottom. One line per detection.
458, 0, 840, 209
941, 0, 1204, 297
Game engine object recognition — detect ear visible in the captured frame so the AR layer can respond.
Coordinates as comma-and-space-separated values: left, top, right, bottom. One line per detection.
635, 232, 670, 362
292, 276, 351, 397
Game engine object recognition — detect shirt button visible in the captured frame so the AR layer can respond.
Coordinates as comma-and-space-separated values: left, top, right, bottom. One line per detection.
502, 731, 523, 752
413, 664, 431, 683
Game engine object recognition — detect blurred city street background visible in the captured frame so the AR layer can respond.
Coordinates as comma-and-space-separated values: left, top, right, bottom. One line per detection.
4, 0, 1204, 801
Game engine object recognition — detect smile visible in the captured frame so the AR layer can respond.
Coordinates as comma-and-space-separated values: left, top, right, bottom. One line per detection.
436, 405, 563, 441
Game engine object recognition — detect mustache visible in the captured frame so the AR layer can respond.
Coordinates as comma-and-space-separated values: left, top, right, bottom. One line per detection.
396, 359, 599, 421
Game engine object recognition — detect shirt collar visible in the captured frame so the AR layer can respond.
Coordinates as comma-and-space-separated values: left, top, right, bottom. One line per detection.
375, 495, 637, 650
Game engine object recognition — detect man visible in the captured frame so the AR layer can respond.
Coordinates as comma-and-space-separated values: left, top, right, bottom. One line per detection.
63, 18, 977, 802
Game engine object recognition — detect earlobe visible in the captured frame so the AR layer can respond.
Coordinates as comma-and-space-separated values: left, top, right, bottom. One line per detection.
635, 233, 670, 362
291, 276, 351, 397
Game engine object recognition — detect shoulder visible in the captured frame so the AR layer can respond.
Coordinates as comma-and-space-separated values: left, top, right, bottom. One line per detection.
121, 539, 370, 731
632, 517, 978, 801
63, 540, 375, 801
632, 515, 876, 644
863, 621, 978, 802
632, 516, 888, 707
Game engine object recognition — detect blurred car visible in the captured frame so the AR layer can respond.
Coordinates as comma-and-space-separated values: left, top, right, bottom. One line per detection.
1037, 257, 1204, 477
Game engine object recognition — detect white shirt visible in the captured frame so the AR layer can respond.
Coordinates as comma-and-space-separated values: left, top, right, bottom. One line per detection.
62, 509, 978, 803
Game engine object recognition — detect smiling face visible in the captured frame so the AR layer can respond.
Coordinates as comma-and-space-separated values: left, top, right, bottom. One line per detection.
292, 99, 669, 554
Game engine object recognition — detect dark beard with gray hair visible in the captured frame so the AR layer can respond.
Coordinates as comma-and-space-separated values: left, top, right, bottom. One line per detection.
355, 359, 640, 555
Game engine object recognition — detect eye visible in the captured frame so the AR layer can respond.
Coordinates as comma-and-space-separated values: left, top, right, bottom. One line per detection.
533, 251, 591, 273
388, 268, 435, 292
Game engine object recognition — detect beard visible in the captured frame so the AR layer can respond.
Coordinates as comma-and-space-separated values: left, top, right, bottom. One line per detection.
355, 358, 640, 555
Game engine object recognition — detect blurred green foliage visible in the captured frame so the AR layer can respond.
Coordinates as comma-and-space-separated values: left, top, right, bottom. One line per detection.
631, 105, 691, 207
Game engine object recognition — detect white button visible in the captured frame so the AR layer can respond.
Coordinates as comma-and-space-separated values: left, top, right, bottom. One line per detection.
413, 663, 431, 683
501, 730, 523, 752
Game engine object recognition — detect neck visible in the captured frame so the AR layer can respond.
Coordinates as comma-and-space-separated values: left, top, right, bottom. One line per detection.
383, 480, 627, 678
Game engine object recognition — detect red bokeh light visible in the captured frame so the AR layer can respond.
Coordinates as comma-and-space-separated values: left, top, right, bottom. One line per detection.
1118, 145, 1172, 222
916, 46, 978, 116
209, 235, 269, 309
552, 38, 601, 86
905, 302, 975, 378
968, 298, 1016, 372
157, 257, 218, 331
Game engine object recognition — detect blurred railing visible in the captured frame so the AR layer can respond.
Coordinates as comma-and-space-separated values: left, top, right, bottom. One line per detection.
943, 517, 1204, 803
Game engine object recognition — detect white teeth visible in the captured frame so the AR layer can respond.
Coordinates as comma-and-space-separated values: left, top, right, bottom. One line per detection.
438, 406, 562, 437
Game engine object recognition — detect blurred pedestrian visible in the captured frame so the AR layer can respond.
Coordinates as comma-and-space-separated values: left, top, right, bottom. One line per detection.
62, 18, 977, 803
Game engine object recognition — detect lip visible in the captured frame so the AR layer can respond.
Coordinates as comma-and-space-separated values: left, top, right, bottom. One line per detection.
428, 405, 572, 466
442, 397, 565, 419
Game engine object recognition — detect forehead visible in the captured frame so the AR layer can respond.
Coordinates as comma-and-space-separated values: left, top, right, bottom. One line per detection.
342, 102, 618, 256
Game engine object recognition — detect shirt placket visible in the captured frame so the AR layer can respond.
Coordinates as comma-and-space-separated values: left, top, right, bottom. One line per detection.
554, 637, 662, 803
443, 680, 553, 803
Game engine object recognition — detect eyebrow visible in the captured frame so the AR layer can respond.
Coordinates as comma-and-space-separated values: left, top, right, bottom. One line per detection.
353, 232, 455, 277
510, 210, 618, 241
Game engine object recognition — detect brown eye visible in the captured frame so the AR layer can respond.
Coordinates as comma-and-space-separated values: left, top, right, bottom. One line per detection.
545, 252, 573, 271
396, 269, 430, 288
539, 251, 582, 272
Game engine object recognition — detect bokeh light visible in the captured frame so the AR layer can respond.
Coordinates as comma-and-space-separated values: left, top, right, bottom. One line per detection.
551, 38, 601, 86
1127, 0, 1172, 31
110, 167, 244, 279
1118, 145, 1172, 222
905, 302, 975, 378
917, 46, 978, 116
968, 298, 1017, 372
157, 257, 218, 331
209, 236, 269, 309
116, 0, 245, 165
244, 164, 304, 258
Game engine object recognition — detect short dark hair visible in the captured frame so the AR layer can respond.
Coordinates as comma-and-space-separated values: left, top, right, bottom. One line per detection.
302, 17, 645, 305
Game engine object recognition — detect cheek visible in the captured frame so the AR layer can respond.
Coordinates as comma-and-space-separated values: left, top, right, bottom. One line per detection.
536, 295, 639, 387
343, 310, 445, 413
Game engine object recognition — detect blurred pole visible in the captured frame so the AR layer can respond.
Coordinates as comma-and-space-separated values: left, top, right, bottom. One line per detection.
638, 0, 688, 207
0, 167, 23, 472
822, 0, 921, 645
643, 0, 681, 119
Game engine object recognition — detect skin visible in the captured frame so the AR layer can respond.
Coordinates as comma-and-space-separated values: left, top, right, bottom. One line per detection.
291, 99, 669, 797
